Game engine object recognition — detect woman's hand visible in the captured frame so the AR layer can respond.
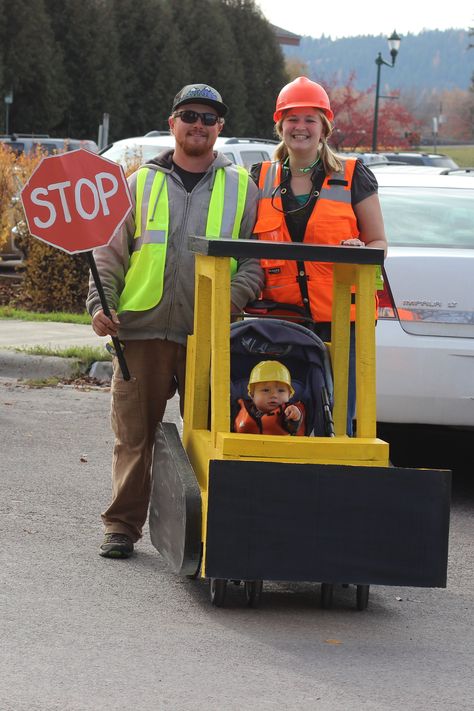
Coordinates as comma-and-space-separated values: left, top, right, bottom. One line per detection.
340, 238, 365, 247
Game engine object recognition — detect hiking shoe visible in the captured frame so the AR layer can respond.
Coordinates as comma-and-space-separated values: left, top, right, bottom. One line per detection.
99, 533, 134, 559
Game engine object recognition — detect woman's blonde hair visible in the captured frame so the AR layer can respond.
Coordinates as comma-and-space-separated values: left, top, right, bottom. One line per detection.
273, 109, 343, 175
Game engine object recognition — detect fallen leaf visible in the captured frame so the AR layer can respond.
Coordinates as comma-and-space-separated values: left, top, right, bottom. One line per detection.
324, 639, 342, 645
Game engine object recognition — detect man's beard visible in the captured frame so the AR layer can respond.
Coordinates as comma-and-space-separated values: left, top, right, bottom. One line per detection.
175, 132, 213, 157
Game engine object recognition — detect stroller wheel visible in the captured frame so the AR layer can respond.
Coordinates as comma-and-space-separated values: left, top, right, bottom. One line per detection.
209, 578, 227, 607
244, 580, 263, 608
356, 584, 370, 611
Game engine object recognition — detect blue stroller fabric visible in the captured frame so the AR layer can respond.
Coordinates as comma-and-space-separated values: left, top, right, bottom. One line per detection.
230, 319, 334, 436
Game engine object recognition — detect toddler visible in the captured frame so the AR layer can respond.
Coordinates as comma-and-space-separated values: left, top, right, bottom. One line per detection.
234, 360, 305, 436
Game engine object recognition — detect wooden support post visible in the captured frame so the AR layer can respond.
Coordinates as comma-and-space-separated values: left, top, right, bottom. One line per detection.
355, 265, 377, 438
331, 264, 353, 436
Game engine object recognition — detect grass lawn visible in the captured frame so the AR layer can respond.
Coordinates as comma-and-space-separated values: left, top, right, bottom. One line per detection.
15, 344, 111, 366
0, 306, 90, 324
439, 145, 474, 168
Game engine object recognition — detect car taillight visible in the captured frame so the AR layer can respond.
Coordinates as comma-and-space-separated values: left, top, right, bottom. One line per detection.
377, 279, 397, 319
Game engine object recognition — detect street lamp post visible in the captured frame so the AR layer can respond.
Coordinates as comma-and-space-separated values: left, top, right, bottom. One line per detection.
4, 89, 13, 135
371, 31, 401, 152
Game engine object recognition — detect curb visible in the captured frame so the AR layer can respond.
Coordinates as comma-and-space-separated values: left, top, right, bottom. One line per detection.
0, 349, 82, 380
0, 350, 113, 382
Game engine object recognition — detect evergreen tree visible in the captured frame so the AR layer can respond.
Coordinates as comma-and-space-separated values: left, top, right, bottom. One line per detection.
221, 0, 287, 138
112, 0, 190, 137
2, 0, 69, 134
0, 0, 5, 105
171, 0, 247, 135
145, 0, 193, 132
44, 0, 124, 140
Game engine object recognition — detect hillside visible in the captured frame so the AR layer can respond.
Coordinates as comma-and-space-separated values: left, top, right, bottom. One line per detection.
284, 29, 473, 92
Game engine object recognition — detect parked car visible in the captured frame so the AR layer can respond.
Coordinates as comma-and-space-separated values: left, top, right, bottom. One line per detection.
375, 171, 474, 428
0, 134, 99, 155
378, 151, 459, 169
371, 164, 456, 176
339, 151, 390, 166
100, 133, 278, 169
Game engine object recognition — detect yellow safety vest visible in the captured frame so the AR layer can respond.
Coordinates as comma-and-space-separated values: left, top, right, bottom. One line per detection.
118, 165, 249, 312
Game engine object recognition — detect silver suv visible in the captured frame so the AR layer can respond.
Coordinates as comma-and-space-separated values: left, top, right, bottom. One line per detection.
100, 132, 278, 169
379, 151, 458, 169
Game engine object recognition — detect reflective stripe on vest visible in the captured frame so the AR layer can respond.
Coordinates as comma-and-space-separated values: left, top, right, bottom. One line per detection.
206, 165, 249, 277
118, 165, 249, 313
319, 163, 354, 204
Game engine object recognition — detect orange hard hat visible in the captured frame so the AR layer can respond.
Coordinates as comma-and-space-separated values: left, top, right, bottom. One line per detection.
273, 76, 334, 123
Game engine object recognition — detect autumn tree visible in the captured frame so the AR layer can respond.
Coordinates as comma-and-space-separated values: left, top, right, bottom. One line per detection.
285, 58, 310, 82
404, 87, 474, 143
376, 100, 421, 148
326, 73, 373, 150
324, 73, 419, 150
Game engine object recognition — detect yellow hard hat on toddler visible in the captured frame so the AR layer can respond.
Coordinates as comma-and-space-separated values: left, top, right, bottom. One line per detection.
248, 360, 294, 397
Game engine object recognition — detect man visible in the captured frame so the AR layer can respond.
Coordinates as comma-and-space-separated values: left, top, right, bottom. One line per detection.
87, 84, 263, 558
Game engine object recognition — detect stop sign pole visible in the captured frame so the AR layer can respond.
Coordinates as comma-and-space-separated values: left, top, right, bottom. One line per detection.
86, 252, 130, 380
20, 149, 133, 381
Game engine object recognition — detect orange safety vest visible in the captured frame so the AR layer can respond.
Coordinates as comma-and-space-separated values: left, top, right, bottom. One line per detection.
254, 159, 362, 323
234, 398, 306, 436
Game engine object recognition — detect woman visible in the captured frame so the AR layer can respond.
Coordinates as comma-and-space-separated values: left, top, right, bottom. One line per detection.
251, 76, 387, 433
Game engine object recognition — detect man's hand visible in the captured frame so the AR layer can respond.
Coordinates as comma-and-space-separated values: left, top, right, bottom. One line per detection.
231, 302, 241, 324
92, 308, 120, 337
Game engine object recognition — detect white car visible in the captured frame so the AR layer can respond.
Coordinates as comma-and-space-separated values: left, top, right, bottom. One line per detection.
100, 132, 278, 169
375, 171, 474, 428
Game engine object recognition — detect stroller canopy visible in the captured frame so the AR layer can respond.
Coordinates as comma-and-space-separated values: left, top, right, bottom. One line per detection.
230, 319, 333, 436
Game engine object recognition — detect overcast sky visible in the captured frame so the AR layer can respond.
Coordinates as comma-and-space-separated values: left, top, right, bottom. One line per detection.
255, 0, 474, 39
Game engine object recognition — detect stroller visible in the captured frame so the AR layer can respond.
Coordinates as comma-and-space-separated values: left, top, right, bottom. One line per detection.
230, 318, 335, 437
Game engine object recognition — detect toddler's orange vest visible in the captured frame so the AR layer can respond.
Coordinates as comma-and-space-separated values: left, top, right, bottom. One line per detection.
254, 159, 360, 322
234, 399, 305, 436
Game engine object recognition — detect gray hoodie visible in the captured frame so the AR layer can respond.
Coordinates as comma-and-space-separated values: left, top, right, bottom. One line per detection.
86, 149, 263, 345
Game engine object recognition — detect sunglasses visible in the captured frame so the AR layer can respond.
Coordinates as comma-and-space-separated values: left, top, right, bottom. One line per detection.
174, 109, 220, 126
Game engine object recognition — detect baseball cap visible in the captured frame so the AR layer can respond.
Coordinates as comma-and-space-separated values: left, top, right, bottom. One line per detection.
172, 83, 228, 117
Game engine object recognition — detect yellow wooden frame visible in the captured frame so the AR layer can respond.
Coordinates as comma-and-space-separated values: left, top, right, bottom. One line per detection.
183, 248, 389, 575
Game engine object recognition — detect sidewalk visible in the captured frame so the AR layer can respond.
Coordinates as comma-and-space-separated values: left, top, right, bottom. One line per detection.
0, 318, 110, 380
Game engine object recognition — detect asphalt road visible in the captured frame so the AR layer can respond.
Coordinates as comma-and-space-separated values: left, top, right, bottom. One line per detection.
1, 378, 473, 711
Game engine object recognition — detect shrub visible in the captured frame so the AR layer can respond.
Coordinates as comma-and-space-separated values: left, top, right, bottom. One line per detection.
4, 147, 138, 314
2, 146, 89, 313
16, 237, 89, 312
0, 145, 24, 251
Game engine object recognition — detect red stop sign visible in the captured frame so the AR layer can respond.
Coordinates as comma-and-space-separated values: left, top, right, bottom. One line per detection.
20, 149, 132, 254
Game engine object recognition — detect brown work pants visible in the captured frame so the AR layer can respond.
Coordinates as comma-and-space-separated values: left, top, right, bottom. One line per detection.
102, 339, 186, 542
